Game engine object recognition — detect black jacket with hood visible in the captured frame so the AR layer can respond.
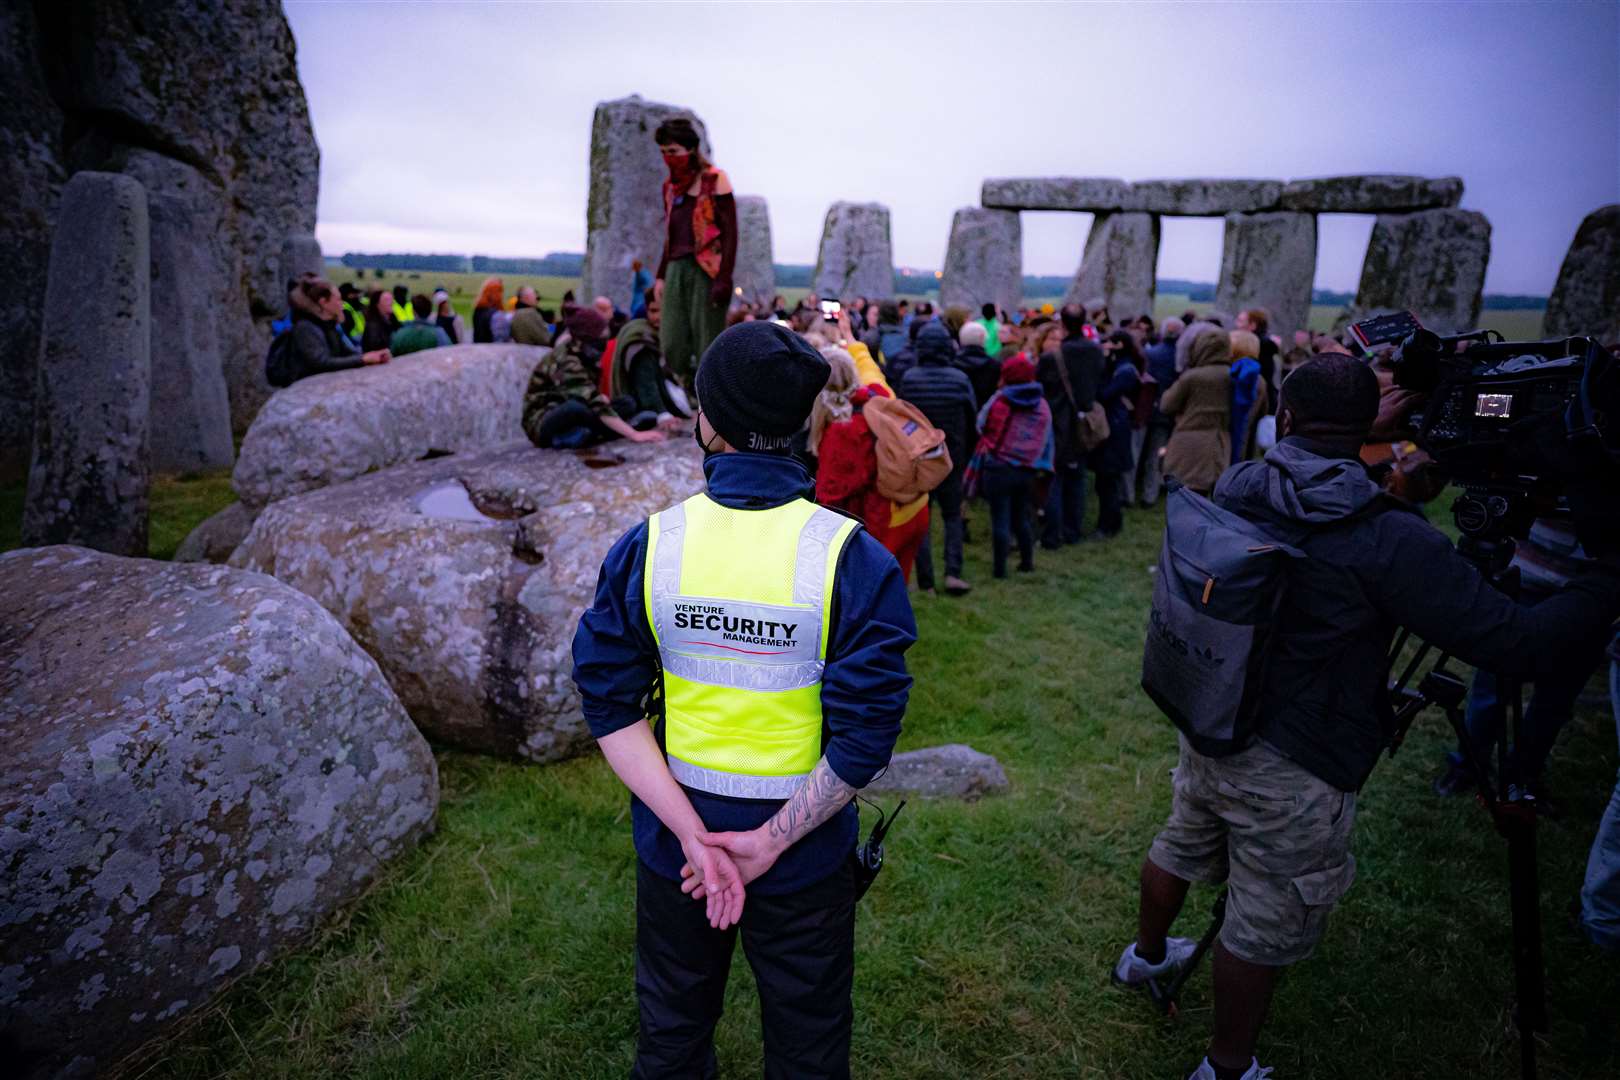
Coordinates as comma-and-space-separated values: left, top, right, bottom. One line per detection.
1215, 437, 1620, 791
898, 322, 977, 468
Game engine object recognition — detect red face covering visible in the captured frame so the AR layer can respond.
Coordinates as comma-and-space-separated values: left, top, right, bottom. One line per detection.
662, 147, 698, 193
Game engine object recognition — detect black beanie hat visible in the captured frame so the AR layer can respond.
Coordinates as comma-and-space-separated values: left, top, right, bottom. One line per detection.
695, 322, 831, 454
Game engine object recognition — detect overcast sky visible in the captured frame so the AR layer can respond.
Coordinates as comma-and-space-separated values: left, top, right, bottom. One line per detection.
286, 0, 1618, 294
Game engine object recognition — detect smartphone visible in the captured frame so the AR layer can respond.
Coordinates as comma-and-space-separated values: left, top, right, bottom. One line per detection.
819, 298, 842, 320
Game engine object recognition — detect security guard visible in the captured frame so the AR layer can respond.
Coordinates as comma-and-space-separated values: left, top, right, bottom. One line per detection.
572, 321, 916, 1079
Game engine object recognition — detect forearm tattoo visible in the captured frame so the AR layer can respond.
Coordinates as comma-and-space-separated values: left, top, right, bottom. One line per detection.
766, 757, 854, 849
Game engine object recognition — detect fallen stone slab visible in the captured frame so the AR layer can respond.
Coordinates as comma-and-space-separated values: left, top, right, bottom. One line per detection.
581, 95, 710, 312
940, 207, 1022, 315
232, 439, 707, 761
1215, 211, 1318, 341
0, 547, 437, 1080
1350, 209, 1491, 335
23, 171, 151, 557
1543, 204, 1620, 343
173, 501, 256, 564
981, 177, 1132, 212
231, 343, 543, 511
865, 744, 1010, 801
1066, 212, 1160, 319
813, 202, 894, 299
1278, 174, 1463, 213
734, 195, 776, 309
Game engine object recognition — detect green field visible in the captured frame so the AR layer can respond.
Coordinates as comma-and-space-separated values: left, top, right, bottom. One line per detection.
14, 478, 1602, 1079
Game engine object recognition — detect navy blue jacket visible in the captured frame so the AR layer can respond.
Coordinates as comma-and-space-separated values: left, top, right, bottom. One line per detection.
572, 451, 916, 894
1088, 357, 1141, 474
1145, 337, 1179, 418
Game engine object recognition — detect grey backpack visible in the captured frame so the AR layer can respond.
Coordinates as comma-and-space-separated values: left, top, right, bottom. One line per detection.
1141, 485, 1302, 757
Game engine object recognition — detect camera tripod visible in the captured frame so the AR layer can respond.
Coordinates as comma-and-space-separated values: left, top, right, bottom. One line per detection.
1385, 531, 1545, 1080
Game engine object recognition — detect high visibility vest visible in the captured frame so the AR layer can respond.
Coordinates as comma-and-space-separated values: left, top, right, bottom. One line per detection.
344, 301, 365, 336
644, 492, 858, 799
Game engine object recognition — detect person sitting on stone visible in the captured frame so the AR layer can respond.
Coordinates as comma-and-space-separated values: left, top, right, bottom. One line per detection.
286, 274, 388, 382
522, 308, 667, 449
510, 286, 552, 347
610, 294, 692, 423
361, 289, 395, 354
389, 294, 453, 356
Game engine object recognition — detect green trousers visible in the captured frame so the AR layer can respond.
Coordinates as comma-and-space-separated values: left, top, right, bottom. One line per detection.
660, 256, 728, 392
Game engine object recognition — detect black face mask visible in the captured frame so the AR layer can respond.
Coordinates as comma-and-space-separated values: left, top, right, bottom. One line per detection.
694, 411, 725, 457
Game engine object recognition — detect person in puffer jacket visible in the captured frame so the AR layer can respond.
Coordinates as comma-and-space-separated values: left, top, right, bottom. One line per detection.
899, 321, 978, 595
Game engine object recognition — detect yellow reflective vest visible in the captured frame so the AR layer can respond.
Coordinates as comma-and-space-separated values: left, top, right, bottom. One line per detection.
644, 492, 857, 798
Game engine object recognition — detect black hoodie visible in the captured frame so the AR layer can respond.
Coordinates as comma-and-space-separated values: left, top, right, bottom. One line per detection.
1214, 438, 1620, 791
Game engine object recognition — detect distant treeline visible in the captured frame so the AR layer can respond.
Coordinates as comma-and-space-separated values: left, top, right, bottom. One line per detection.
339, 252, 585, 276
337, 253, 1546, 309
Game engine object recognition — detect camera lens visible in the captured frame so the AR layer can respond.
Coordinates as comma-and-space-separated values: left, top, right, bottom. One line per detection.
1453, 493, 1491, 534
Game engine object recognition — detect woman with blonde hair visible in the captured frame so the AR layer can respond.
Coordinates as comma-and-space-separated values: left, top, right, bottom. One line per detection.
472, 277, 504, 343
811, 341, 929, 584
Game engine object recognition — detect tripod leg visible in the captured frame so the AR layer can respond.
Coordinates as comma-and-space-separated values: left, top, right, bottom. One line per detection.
1503, 688, 1546, 1080
1149, 891, 1228, 1018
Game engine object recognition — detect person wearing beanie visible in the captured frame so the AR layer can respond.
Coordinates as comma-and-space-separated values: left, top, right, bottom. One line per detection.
898, 321, 976, 596
521, 305, 666, 449
572, 320, 917, 1079
967, 353, 1053, 577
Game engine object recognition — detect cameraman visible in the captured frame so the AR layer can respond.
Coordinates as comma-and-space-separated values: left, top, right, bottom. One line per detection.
1113, 354, 1620, 1080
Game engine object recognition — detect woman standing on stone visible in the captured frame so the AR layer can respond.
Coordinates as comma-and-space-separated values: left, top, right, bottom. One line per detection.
652, 117, 737, 392
472, 277, 504, 344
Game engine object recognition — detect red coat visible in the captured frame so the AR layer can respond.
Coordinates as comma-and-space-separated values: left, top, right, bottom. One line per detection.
815, 386, 929, 582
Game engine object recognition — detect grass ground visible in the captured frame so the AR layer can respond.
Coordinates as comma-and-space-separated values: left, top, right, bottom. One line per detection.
0, 471, 235, 560
58, 480, 1614, 1080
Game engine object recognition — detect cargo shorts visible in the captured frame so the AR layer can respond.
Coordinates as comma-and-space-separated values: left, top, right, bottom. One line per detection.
1148, 735, 1357, 966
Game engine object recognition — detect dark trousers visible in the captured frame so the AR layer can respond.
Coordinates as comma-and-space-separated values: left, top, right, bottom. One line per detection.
984, 464, 1036, 577
536, 397, 655, 448
914, 467, 965, 589
1451, 594, 1609, 785
1041, 461, 1086, 547
632, 859, 856, 1080
1094, 469, 1124, 536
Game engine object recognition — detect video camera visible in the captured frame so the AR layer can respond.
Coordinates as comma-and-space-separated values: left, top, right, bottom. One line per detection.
1349, 311, 1620, 558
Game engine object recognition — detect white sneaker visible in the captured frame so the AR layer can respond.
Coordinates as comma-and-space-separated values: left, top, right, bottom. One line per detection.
1186, 1058, 1273, 1080
1111, 937, 1198, 986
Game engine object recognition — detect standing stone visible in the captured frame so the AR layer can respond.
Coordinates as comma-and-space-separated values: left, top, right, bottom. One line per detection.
581, 95, 710, 312
0, 3, 64, 479
1214, 211, 1318, 341
813, 202, 894, 299
22, 172, 151, 556
940, 208, 1022, 314
0, 547, 438, 1079
0, 0, 320, 463
733, 195, 776, 309
280, 233, 324, 281
1066, 212, 1160, 318
138, 153, 236, 473
1544, 205, 1620, 343
1352, 209, 1491, 335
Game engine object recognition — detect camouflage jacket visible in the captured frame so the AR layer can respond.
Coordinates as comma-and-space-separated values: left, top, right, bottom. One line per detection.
521, 339, 612, 444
